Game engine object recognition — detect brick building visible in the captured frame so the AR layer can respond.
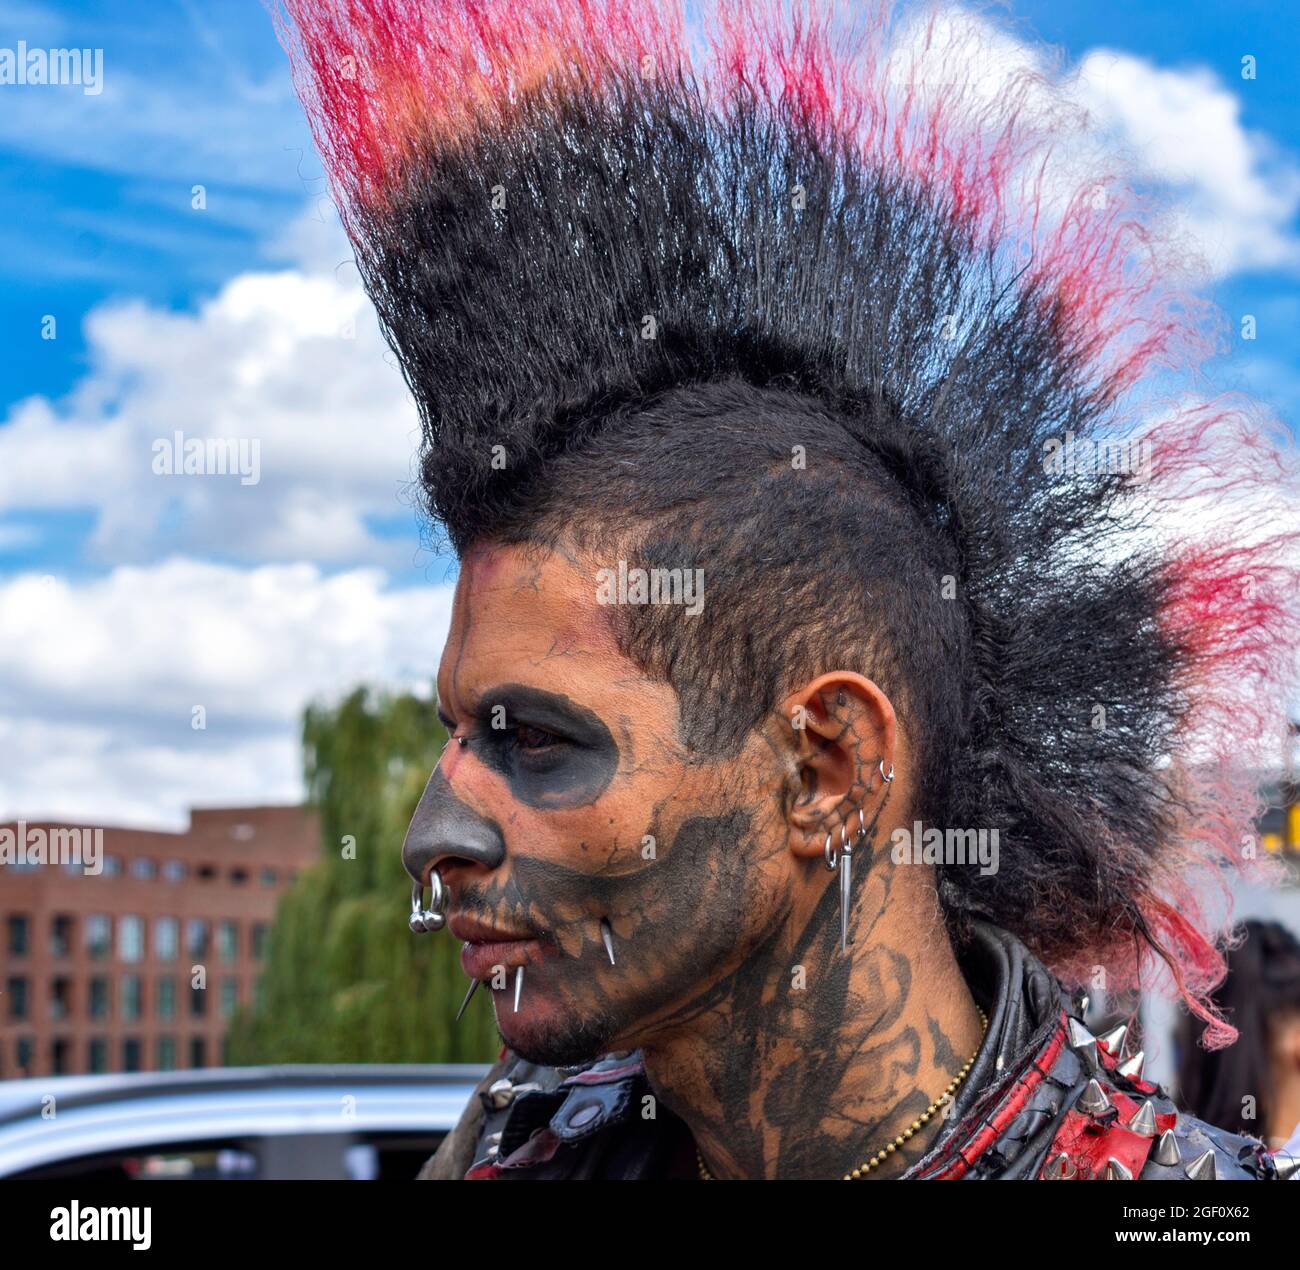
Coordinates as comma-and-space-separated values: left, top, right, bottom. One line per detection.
0, 805, 319, 1079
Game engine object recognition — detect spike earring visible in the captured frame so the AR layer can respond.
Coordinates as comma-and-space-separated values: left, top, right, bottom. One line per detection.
599, 918, 617, 966
408, 868, 448, 934
824, 762, 895, 953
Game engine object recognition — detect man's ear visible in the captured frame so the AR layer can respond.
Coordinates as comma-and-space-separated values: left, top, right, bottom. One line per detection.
780, 671, 898, 862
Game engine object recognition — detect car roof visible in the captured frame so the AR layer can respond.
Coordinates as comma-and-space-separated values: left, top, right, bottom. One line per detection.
0, 1064, 489, 1177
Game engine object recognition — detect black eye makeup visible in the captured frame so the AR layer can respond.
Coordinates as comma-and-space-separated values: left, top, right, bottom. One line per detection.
461, 682, 620, 810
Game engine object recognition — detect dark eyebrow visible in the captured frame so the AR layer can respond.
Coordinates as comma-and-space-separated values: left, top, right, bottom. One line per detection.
474, 683, 613, 748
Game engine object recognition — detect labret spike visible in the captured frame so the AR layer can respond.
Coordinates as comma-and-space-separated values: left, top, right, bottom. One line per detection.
599, 918, 617, 966
513, 965, 524, 1013
456, 978, 480, 1022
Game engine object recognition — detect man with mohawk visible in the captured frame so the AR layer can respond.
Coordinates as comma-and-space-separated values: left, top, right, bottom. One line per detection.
278, 0, 1300, 1180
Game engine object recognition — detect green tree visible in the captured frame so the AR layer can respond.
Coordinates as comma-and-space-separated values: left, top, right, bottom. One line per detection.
226, 687, 499, 1064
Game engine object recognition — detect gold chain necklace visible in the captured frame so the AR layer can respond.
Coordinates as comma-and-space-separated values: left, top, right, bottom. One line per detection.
696, 1007, 988, 1181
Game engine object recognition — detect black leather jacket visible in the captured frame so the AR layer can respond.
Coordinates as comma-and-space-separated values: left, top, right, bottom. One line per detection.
422, 922, 1290, 1181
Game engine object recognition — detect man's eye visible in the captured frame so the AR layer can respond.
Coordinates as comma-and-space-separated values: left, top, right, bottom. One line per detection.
514, 724, 560, 752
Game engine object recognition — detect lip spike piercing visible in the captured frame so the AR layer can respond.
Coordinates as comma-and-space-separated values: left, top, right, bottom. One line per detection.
513, 965, 524, 1013
599, 918, 617, 966
456, 977, 480, 1021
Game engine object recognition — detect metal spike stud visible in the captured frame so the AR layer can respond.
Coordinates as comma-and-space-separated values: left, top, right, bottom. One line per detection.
1103, 1157, 1133, 1180
1154, 1129, 1182, 1167
1274, 1153, 1299, 1181
1042, 1153, 1075, 1180
455, 978, 480, 1022
1077, 1078, 1112, 1117
1129, 1100, 1158, 1138
599, 918, 616, 967
839, 847, 853, 952
1098, 1024, 1128, 1058
513, 965, 524, 1013
1117, 1051, 1146, 1081
1186, 1150, 1217, 1180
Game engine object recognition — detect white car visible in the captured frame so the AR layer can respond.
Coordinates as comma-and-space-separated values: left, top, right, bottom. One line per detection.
0, 1065, 487, 1180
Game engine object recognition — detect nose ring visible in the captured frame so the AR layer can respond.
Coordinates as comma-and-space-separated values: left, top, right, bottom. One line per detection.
409, 868, 448, 934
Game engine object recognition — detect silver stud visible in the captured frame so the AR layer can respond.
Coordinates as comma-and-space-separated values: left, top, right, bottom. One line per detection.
1186, 1150, 1217, 1180
1068, 1018, 1099, 1067
599, 918, 616, 966
1103, 1157, 1133, 1180
1098, 1024, 1128, 1057
456, 977, 480, 1022
1042, 1152, 1075, 1179
487, 1078, 515, 1110
1154, 1129, 1181, 1167
1274, 1153, 1299, 1181
1077, 1078, 1111, 1117
1117, 1051, 1146, 1081
1128, 1100, 1158, 1138
513, 965, 524, 1013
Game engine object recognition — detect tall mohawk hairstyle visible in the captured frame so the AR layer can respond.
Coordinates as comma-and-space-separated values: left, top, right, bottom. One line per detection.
280, 0, 1299, 1044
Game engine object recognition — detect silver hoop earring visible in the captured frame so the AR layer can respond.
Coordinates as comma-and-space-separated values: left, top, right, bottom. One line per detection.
823, 829, 838, 872
408, 868, 447, 934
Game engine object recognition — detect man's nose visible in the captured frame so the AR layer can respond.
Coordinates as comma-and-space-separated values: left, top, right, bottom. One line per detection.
401, 767, 506, 886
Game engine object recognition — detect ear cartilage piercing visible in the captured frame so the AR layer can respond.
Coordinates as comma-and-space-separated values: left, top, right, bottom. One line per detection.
456, 977, 480, 1022
513, 965, 524, 1013
599, 918, 617, 966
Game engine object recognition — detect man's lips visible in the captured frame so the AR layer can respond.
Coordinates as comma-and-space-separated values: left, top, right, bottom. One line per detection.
449, 914, 555, 979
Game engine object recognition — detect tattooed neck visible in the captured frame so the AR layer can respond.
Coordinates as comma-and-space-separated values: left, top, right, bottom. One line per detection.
638, 865, 984, 1180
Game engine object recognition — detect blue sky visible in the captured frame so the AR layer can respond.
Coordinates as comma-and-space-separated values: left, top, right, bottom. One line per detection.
1, 0, 1297, 826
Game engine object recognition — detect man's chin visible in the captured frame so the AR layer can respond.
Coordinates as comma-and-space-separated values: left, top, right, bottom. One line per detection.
496, 1008, 622, 1068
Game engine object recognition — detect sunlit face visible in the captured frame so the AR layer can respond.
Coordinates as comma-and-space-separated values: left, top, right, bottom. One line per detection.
404, 541, 795, 1066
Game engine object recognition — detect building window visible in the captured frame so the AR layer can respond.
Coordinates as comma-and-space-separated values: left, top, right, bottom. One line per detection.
121, 974, 142, 1021
6, 977, 27, 1021
122, 1038, 141, 1073
253, 977, 265, 1012
51, 1038, 70, 1074
88, 1038, 108, 1073
230, 868, 249, 885
163, 859, 185, 882
102, 855, 123, 877
156, 977, 176, 1021
259, 867, 277, 886
156, 1036, 176, 1071
130, 857, 156, 880
185, 918, 209, 959
50, 977, 72, 1021
217, 921, 238, 962
220, 977, 239, 1020
189, 983, 207, 1018
251, 923, 269, 960
16, 1036, 34, 1072
118, 915, 144, 962
50, 914, 73, 958
6, 914, 30, 956
189, 1037, 206, 1069
196, 865, 216, 881
89, 977, 110, 1020
85, 914, 111, 960
154, 916, 179, 961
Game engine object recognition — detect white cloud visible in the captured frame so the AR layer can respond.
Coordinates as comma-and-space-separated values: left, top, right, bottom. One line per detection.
0, 559, 454, 828
1074, 50, 1300, 277
0, 206, 424, 566
891, 8, 1300, 281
